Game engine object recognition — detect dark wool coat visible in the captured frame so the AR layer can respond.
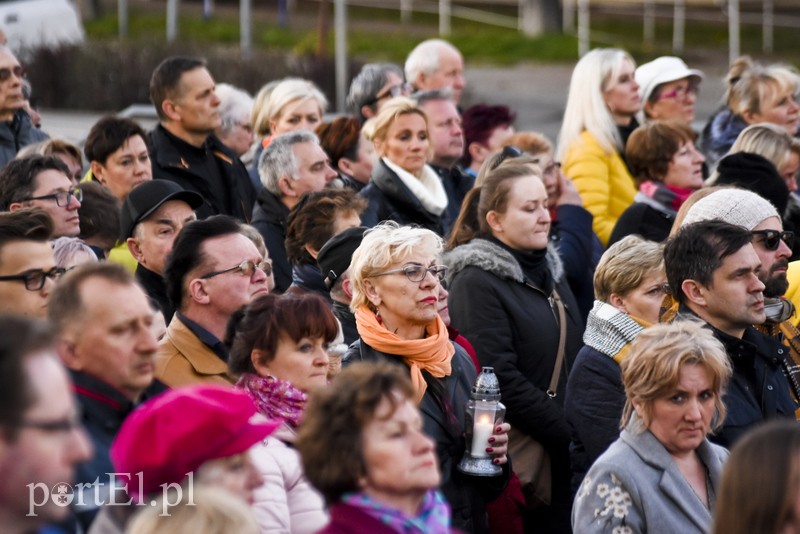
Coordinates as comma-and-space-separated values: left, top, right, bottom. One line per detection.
251, 188, 291, 293
359, 159, 445, 236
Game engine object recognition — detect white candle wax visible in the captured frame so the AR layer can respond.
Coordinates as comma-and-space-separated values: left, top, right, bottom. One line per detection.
470, 418, 494, 458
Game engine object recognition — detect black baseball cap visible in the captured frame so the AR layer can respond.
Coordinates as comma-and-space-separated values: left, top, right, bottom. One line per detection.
120, 180, 204, 239
317, 226, 367, 290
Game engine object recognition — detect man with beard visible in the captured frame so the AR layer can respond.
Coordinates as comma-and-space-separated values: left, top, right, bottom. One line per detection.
665, 220, 799, 446
682, 188, 800, 415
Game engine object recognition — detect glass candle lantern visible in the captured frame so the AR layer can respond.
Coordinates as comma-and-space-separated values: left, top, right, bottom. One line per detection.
458, 367, 506, 476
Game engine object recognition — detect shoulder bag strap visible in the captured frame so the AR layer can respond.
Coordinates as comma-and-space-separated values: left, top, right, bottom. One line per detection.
547, 289, 567, 398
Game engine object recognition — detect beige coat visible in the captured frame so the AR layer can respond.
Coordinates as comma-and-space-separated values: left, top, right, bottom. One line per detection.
155, 316, 236, 387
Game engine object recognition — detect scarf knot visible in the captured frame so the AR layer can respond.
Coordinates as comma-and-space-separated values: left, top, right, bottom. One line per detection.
237, 373, 308, 428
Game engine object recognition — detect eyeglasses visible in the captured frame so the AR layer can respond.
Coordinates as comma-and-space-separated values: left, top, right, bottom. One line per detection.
23, 187, 82, 207
491, 145, 524, 171
372, 264, 448, 283
657, 84, 699, 101
0, 267, 66, 291
752, 230, 795, 251
200, 259, 273, 280
0, 65, 25, 82
367, 82, 412, 106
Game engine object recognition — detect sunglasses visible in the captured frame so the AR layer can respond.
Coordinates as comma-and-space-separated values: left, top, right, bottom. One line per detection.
752, 230, 794, 251
0, 65, 25, 82
367, 82, 412, 106
200, 259, 273, 280
491, 145, 524, 171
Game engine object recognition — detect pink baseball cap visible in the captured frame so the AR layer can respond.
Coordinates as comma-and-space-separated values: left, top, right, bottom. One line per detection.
110, 384, 280, 501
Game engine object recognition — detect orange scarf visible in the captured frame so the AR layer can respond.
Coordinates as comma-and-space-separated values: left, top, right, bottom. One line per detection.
355, 304, 454, 404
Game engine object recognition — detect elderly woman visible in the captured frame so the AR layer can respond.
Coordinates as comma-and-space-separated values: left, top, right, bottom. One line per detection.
572, 320, 732, 533
18, 138, 85, 184
226, 292, 338, 533
634, 56, 704, 124
609, 120, 705, 245
557, 48, 640, 245
564, 235, 665, 493
316, 116, 377, 191
713, 420, 800, 534
297, 362, 456, 533
215, 83, 255, 160
359, 98, 449, 236
96, 385, 276, 533
446, 164, 584, 532
52, 236, 99, 271
345, 222, 510, 534
702, 57, 800, 169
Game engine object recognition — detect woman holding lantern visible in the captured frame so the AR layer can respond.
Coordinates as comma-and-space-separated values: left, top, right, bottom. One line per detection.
344, 221, 510, 534
445, 163, 585, 532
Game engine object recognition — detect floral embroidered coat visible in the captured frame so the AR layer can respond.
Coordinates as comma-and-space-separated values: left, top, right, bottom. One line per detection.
572, 425, 728, 534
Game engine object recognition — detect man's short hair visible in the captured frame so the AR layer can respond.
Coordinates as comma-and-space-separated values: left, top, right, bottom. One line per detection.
149, 56, 207, 121
404, 39, 458, 85
411, 88, 454, 108
163, 215, 242, 310
48, 262, 135, 335
84, 116, 147, 165
257, 130, 319, 197
664, 220, 753, 304
0, 209, 53, 264
0, 315, 55, 439
0, 156, 70, 210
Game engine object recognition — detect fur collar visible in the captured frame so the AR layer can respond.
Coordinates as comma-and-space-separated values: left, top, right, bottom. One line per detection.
444, 238, 564, 286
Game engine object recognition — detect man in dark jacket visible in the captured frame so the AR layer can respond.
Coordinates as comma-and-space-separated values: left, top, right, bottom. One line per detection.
148, 56, 255, 221
665, 220, 799, 448
252, 130, 337, 292
121, 180, 203, 324
48, 262, 164, 530
0, 46, 48, 169
414, 90, 472, 234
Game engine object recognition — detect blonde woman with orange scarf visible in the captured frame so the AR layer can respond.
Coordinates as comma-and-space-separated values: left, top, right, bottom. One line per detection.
344, 221, 511, 534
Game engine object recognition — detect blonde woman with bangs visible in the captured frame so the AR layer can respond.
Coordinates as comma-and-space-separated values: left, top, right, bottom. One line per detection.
557, 48, 641, 246
573, 320, 732, 534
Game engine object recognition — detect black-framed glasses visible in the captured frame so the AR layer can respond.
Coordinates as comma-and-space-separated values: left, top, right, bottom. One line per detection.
23, 187, 82, 207
491, 145, 524, 171
367, 82, 412, 106
0, 267, 66, 291
200, 259, 272, 280
0, 65, 25, 82
752, 230, 794, 251
372, 264, 447, 283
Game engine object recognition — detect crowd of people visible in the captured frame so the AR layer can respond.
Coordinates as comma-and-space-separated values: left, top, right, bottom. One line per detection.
1, 35, 800, 534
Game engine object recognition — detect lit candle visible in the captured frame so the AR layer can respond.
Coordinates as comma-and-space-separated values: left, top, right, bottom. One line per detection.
470, 415, 494, 457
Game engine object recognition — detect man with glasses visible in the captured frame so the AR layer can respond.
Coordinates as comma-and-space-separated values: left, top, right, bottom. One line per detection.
159, 215, 270, 386
665, 219, 799, 446
346, 63, 410, 121
0, 315, 92, 534
0, 45, 48, 169
0, 155, 81, 238
122, 180, 203, 324
0, 208, 60, 318
48, 262, 162, 530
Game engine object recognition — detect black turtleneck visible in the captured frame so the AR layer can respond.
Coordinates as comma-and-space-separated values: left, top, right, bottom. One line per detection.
487, 234, 553, 294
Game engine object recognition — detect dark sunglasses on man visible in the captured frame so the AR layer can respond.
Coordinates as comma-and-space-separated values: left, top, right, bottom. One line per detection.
752, 229, 794, 251
0, 65, 25, 82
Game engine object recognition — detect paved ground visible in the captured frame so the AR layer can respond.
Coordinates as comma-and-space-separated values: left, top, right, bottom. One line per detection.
40, 58, 728, 146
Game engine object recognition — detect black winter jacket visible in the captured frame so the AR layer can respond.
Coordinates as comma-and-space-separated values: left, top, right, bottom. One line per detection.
148, 125, 256, 221
251, 188, 291, 293
344, 340, 508, 534
359, 159, 445, 235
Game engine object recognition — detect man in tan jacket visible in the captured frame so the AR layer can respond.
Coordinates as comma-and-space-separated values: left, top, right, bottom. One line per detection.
157, 215, 270, 387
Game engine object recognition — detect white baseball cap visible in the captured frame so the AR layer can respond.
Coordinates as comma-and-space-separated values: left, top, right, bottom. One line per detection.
635, 56, 704, 104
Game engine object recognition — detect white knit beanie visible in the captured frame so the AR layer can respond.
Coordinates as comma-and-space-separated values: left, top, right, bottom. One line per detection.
682, 189, 780, 231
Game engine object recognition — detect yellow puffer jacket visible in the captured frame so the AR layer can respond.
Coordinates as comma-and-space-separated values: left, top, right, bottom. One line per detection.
787, 261, 800, 326
562, 131, 637, 246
